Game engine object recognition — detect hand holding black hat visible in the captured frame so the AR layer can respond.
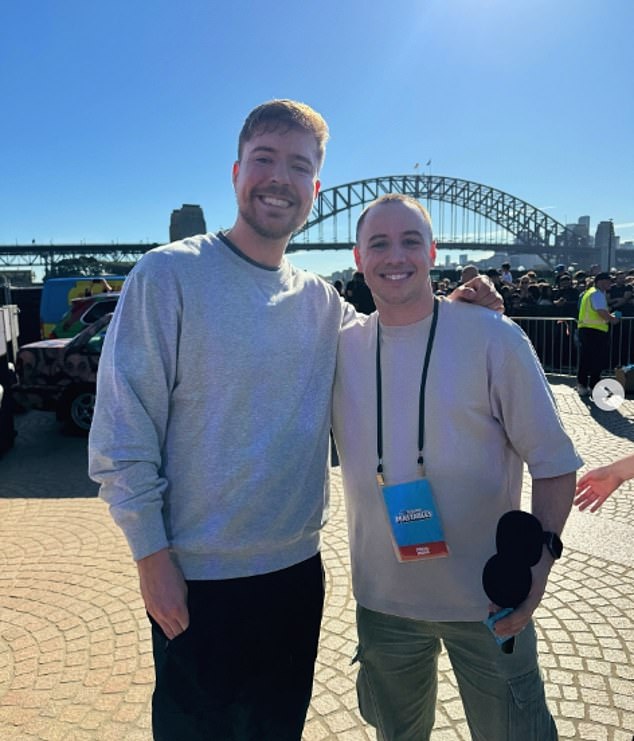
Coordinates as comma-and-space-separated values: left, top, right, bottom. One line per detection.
483, 511, 544, 603
482, 511, 548, 647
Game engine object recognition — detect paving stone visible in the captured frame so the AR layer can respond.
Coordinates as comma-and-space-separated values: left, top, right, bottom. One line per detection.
0, 384, 633, 739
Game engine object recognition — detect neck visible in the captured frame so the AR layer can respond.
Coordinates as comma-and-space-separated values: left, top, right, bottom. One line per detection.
225, 221, 289, 269
377, 292, 435, 326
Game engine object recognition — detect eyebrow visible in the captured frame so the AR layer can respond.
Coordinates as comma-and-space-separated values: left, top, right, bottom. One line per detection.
368, 229, 425, 242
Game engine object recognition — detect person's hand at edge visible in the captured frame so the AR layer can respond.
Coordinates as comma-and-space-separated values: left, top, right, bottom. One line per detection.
574, 454, 634, 512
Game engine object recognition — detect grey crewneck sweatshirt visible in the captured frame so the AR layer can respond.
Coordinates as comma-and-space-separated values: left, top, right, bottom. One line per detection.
89, 233, 349, 579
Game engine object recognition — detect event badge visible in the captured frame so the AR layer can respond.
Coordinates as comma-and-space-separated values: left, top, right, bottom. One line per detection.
378, 476, 449, 562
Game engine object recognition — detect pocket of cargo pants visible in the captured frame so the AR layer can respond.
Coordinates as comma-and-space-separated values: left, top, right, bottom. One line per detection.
507, 668, 556, 740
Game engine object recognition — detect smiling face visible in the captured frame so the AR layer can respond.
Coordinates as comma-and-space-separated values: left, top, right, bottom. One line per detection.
231, 126, 320, 252
354, 197, 437, 326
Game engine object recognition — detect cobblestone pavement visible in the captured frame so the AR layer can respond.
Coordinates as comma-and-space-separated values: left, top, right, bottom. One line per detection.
0, 378, 633, 740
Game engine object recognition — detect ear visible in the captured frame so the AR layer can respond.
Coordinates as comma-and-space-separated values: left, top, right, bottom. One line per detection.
430, 240, 437, 266
353, 244, 363, 272
314, 179, 321, 198
232, 161, 240, 187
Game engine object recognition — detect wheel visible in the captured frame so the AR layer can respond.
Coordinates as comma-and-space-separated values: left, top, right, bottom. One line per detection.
62, 384, 96, 434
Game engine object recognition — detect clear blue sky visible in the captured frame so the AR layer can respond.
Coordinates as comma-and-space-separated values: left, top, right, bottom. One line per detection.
2, 0, 633, 276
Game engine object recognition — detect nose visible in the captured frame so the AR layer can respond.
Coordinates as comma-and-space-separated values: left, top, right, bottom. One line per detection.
269, 159, 291, 185
384, 243, 408, 263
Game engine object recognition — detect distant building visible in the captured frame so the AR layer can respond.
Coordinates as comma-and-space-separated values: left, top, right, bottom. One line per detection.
169, 204, 207, 242
595, 220, 615, 251
566, 221, 589, 241
577, 215, 591, 237
556, 216, 592, 252
595, 220, 616, 270
0, 270, 34, 287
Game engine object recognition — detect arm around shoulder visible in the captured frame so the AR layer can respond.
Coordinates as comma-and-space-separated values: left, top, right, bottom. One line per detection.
447, 275, 504, 313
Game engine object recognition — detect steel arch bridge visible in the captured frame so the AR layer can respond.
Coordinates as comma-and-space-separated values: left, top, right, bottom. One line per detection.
289, 174, 582, 262
0, 175, 593, 273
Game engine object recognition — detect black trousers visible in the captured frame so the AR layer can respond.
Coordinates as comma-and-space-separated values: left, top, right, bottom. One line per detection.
150, 554, 325, 741
577, 327, 609, 389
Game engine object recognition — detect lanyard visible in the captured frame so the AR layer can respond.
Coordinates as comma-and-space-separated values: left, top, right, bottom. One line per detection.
376, 298, 439, 484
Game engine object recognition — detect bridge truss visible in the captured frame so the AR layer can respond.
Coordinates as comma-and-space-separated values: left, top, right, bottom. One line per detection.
0, 243, 159, 272
290, 175, 588, 265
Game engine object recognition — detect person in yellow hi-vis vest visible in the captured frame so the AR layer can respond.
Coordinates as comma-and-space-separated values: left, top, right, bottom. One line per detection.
576, 272, 619, 395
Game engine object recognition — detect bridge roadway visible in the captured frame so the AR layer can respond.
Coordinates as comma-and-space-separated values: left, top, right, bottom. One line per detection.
0, 379, 633, 739
0, 241, 605, 268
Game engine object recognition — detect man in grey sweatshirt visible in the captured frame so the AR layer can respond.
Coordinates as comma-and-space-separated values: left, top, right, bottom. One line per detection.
89, 99, 342, 741
89, 99, 499, 740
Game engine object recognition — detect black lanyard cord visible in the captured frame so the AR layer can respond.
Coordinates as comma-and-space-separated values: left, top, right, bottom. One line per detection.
376, 325, 384, 478
376, 298, 440, 479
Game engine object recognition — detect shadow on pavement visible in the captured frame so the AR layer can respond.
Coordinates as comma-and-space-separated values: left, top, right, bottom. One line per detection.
0, 410, 99, 498
548, 374, 634, 439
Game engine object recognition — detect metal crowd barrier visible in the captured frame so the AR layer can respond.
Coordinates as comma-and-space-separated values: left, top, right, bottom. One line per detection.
510, 315, 634, 376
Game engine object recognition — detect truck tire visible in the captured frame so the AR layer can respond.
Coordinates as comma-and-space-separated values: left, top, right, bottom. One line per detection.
59, 384, 96, 435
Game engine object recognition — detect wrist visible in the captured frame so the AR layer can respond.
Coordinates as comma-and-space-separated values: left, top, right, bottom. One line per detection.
611, 462, 628, 486
137, 547, 172, 571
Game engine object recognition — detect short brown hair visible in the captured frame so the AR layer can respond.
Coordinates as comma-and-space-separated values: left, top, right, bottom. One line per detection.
355, 193, 433, 250
237, 99, 329, 171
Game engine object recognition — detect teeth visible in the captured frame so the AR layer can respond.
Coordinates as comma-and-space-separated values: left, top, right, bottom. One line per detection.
384, 273, 409, 280
261, 196, 290, 208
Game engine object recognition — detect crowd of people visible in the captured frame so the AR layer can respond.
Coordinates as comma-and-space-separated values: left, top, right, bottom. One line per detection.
340, 261, 634, 318
448, 263, 633, 315
498, 265, 634, 316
